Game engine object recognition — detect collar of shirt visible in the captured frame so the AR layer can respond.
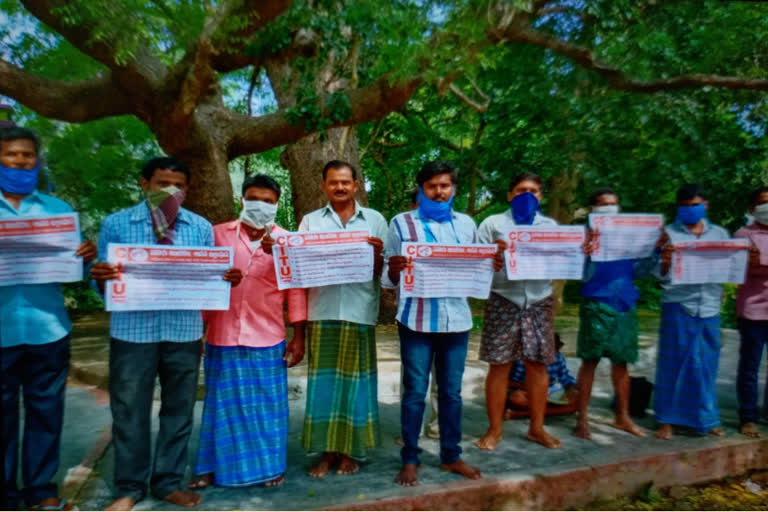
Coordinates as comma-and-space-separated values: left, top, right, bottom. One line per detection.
129, 199, 192, 225
0, 189, 43, 214
670, 218, 712, 236
320, 201, 366, 228
226, 220, 279, 252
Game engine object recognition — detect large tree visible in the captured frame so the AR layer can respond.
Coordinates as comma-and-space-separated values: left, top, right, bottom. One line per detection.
2, 0, 767, 223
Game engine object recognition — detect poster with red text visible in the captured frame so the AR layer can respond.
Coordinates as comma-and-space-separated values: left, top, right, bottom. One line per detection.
105, 243, 233, 311
671, 239, 749, 285
272, 230, 373, 290
505, 226, 586, 280
399, 242, 496, 299
589, 213, 663, 261
0, 213, 82, 286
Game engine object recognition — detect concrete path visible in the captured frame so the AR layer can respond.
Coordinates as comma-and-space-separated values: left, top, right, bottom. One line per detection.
45, 321, 768, 510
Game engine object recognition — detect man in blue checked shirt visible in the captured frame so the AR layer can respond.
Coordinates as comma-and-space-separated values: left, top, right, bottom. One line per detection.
90, 157, 242, 511
386, 161, 504, 487
0, 126, 97, 511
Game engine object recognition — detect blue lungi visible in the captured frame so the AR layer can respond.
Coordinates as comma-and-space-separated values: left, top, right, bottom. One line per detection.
654, 303, 721, 433
195, 342, 288, 486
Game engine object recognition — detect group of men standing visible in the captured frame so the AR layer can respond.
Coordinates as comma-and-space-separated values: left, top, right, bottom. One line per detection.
4, 124, 768, 510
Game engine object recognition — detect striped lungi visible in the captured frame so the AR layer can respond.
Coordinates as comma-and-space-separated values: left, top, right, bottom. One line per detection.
301, 320, 380, 458
195, 342, 288, 486
654, 303, 721, 433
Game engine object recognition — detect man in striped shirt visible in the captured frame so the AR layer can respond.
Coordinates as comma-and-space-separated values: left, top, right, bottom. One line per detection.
91, 157, 241, 511
386, 161, 500, 486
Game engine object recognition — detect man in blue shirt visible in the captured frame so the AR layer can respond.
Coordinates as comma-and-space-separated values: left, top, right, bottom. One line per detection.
0, 126, 97, 511
90, 157, 241, 511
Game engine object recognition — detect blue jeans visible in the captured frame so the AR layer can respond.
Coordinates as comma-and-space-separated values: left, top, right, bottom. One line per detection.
398, 323, 468, 466
1, 335, 70, 509
737, 318, 768, 424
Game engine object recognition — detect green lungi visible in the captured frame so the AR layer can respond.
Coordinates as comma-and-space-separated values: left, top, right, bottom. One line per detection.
301, 320, 380, 458
577, 299, 639, 364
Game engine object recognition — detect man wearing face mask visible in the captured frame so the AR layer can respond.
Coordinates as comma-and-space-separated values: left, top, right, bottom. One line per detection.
734, 186, 768, 438
187, 174, 306, 489
1, 126, 97, 511
573, 188, 653, 440
387, 161, 497, 486
653, 183, 729, 440
90, 157, 242, 511
475, 173, 562, 451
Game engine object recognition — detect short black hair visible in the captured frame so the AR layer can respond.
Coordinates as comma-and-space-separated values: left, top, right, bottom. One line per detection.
141, 156, 191, 183
0, 125, 40, 154
242, 174, 281, 199
416, 161, 457, 187
749, 186, 768, 207
676, 183, 707, 203
322, 160, 358, 181
589, 187, 618, 206
509, 172, 542, 192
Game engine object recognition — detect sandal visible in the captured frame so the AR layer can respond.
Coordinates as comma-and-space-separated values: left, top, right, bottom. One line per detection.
30, 497, 75, 511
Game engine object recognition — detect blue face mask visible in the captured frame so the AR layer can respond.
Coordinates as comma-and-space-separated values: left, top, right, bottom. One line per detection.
0, 161, 40, 195
418, 187, 454, 222
510, 192, 539, 225
676, 203, 707, 225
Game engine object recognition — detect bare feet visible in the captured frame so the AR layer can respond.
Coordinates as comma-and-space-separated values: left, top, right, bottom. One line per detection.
163, 490, 201, 508
708, 426, 725, 437
613, 418, 647, 437
741, 422, 760, 438
337, 455, 360, 475
655, 424, 674, 440
105, 497, 136, 511
440, 459, 483, 480
527, 429, 561, 448
187, 473, 213, 489
396, 464, 419, 486
474, 429, 502, 450
573, 422, 592, 439
263, 475, 285, 487
32, 498, 74, 511
309, 452, 338, 478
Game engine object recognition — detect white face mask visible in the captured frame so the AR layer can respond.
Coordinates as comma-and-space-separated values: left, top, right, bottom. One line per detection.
240, 200, 278, 229
752, 203, 768, 225
592, 204, 620, 214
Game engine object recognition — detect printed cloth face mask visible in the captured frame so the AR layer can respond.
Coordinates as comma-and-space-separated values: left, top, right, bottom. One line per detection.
146, 185, 185, 244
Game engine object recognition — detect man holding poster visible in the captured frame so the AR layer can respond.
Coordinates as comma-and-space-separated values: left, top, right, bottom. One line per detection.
90, 157, 241, 510
290, 160, 387, 479
574, 188, 654, 440
654, 184, 730, 440
386, 161, 489, 486
475, 173, 563, 451
188, 174, 306, 490
0, 126, 96, 511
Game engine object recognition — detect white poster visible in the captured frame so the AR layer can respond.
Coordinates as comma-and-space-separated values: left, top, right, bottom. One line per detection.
589, 213, 664, 261
670, 239, 749, 285
505, 226, 586, 280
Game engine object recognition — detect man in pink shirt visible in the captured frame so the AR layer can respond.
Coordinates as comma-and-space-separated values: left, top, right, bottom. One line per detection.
735, 186, 768, 438
188, 174, 307, 488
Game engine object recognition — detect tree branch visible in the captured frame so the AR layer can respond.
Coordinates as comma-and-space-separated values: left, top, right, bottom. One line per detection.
226, 75, 421, 158
208, 0, 293, 72
500, 26, 768, 93
20, 0, 167, 93
0, 58, 130, 122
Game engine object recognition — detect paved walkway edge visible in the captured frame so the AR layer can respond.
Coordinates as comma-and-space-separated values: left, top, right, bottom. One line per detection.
329, 438, 768, 510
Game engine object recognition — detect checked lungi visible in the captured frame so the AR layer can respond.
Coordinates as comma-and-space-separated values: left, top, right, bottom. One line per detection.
195, 342, 288, 486
301, 320, 380, 458
654, 303, 722, 433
